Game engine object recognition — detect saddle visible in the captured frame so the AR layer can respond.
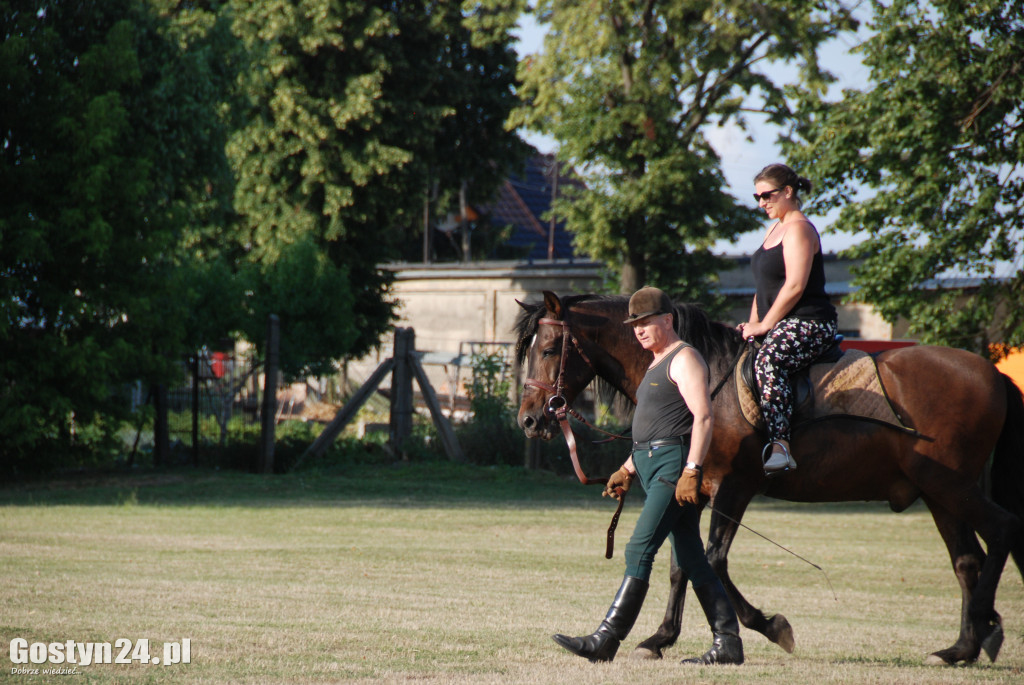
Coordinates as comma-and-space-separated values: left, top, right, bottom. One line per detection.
737, 342, 910, 434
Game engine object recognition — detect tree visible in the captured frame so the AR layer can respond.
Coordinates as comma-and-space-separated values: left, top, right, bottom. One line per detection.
787, 0, 1024, 356
227, 0, 525, 374
513, 0, 858, 298
0, 0, 238, 465
415, 0, 529, 263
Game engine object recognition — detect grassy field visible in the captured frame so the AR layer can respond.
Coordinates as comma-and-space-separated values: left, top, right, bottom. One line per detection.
2, 461, 1022, 684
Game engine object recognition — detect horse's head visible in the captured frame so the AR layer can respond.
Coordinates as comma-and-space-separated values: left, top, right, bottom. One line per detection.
514, 292, 604, 440
514, 291, 650, 440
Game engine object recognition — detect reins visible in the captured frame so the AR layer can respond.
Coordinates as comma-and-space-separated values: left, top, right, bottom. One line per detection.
524, 317, 625, 558
524, 317, 615, 487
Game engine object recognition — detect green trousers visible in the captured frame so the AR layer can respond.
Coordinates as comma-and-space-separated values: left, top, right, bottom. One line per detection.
624, 442, 716, 588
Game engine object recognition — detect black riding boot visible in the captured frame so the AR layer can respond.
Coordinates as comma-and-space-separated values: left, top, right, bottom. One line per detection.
552, 575, 649, 662
681, 579, 744, 665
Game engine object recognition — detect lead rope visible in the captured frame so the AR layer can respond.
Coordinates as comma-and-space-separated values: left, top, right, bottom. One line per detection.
527, 318, 627, 557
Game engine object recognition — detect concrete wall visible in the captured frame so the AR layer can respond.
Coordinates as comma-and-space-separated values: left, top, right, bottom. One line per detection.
345, 256, 909, 407
347, 261, 606, 403
385, 260, 606, 352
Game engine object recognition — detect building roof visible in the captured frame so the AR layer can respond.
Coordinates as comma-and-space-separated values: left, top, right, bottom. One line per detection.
479, 154, 586, 261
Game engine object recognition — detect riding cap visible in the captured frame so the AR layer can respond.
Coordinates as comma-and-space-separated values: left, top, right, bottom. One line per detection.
623, 286, 674, 324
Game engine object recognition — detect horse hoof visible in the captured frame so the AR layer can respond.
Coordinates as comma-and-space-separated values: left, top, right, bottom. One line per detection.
767, 614, 796, 653
631, 646, 662, 660
981, 620, 1004, 662
924, 653, 952, 666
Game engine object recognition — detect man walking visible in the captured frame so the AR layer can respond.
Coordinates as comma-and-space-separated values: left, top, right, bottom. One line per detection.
552, 286, 743, 665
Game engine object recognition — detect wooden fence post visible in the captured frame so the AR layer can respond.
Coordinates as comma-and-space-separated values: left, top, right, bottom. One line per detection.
391, 327, 415, 458
294, 327, 464, 469
191, 355, 200, 467
410, 356, 465, 462
259, 314, 280, 474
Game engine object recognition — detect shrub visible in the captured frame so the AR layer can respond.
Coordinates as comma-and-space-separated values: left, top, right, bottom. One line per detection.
452, 351, 523, 466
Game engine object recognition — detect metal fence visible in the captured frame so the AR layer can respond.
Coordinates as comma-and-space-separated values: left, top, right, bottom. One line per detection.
157, 336, 529, 466
165, 348, 263, 460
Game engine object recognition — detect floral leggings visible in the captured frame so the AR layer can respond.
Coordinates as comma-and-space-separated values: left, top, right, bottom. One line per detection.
754, 316, 838, 443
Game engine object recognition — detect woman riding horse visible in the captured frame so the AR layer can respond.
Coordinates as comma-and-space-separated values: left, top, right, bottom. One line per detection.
741, 164, 838, 476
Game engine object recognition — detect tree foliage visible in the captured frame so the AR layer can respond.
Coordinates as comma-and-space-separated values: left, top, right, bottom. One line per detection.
227, 0, 525, 375
0, 0, 237, 462
1, 0, 525, 465
513, 0, 857, 297
787, 0, 1024, 356
426, 0, 529, 234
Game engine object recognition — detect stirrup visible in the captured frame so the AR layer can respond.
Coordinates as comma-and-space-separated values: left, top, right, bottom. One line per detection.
762, 441, 797, 476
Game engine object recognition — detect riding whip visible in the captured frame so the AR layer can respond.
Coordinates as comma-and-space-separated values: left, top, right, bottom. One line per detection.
658, 476, 837, 601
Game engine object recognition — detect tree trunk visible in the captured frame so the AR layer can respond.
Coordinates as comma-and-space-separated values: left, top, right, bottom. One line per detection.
152, 383, 169, 467
620, 251, 645, 294
460, 181, 470, 262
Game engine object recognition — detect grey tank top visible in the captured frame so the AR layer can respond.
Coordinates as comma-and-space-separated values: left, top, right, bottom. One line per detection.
631, 342, 695, 443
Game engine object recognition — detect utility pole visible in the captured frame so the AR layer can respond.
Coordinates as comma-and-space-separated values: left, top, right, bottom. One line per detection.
548, 158, 558, 260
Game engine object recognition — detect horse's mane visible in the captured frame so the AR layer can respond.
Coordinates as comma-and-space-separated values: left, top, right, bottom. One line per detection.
672, 302, 744, 367
513, 293, 625, 366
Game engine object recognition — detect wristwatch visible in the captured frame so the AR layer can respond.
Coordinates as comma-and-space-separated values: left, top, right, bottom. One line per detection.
684, 462, 703, 472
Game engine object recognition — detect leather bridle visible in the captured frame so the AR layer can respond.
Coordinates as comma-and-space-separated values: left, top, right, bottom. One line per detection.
524, 317, 627, 558
524, 317, 617, 485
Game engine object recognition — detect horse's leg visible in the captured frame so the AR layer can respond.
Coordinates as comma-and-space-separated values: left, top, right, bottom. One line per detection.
992, 373, 1024, 584
917, 483, 1019, 664
920, 496, 993, 665
704, 487, 796, 653
632, 556, 687, 659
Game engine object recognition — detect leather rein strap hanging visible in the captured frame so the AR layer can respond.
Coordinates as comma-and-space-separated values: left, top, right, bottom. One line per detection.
524, 317, 626, 559
524, 317, 748, 559
524, 317, 611, 485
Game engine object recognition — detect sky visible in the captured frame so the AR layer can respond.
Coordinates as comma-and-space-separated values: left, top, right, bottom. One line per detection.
511, 11, 872, 256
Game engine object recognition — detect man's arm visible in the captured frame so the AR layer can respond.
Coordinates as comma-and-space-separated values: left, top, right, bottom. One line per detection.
671, 347, 713, 505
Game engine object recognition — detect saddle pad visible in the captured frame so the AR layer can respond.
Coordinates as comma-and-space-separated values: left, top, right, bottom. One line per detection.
736, 348, 908, 433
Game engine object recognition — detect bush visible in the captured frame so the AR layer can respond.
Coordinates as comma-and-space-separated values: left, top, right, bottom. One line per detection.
452, 351, 523, 466
0, 349, 631, 481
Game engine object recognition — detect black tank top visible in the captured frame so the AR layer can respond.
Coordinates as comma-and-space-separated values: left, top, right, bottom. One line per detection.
751, 234, 836, 322
631, 342, 695, 443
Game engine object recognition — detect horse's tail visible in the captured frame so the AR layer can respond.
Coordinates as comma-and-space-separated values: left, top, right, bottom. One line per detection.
991, 373, 1024, 580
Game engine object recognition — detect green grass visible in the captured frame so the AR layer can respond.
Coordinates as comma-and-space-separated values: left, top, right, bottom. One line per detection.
1, 461, 1022, 684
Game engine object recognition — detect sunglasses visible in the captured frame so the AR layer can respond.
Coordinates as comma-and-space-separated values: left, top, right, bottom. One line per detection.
753, 188, 782, 202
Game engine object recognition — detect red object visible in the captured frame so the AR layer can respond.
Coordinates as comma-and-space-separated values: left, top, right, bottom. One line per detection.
211, 352, 227, 378
840, 340, 916, 354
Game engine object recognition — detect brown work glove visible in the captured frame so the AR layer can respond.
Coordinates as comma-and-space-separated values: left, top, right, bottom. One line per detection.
603, 465, 633, 501
675, 467, 702, 506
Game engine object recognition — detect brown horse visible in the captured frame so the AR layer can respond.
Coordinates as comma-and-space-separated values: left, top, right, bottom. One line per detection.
515, 291, 1024, 666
